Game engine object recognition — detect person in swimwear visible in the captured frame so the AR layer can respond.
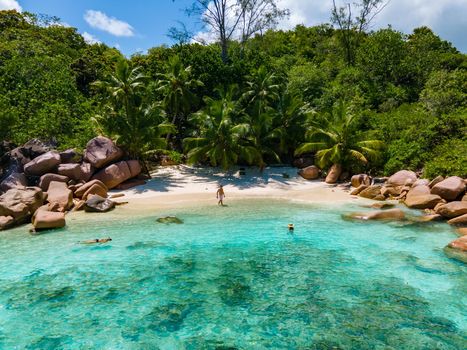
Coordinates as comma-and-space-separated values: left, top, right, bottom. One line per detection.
216, 185, 225, 206
79, 237, 112, 244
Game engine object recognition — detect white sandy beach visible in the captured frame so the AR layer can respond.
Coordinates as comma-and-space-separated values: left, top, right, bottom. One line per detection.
109, 165, 358, 211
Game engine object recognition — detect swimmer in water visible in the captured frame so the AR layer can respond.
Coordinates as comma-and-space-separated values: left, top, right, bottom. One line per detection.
79, 237, 112, 244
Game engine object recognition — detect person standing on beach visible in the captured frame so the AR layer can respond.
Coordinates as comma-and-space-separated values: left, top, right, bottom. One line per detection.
216, 185, 225, 206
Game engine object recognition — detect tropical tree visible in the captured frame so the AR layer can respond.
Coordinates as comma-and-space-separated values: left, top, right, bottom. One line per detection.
156, 55, 203, 147
183, 86, 260, 169
241, 66, 282, 168
93, 59, 173, 169
295, 101, 384, 179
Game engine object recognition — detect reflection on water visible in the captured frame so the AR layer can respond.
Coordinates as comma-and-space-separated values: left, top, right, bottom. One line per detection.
0, 199, 465, 349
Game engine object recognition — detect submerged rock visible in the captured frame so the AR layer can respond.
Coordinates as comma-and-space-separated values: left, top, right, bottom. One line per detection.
84, 195, 115, 213
444, 236, 467, 263
156, 216, 184, 224
344, 208, 405, 221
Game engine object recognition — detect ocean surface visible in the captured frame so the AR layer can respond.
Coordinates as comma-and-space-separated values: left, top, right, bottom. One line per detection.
0, 199, 465, 349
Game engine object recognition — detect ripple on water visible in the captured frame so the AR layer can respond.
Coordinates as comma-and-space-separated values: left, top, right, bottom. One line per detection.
0, 199, 465, 349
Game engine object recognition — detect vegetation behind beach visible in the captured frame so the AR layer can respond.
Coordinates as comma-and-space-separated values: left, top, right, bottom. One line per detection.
0, 9, 466, 177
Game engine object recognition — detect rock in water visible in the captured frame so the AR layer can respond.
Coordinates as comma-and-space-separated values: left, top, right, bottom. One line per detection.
84, 195, 115, 213
83, 137, 123, 169
0, 187, 45, 225
447, 214, 467, 226
344, 209, 405, 221
436, 201, 467, 219
431, 176, 466, 201
298, 165, 319, 180
23, 151, 61, 176
404, 185, 443, 209
32, 211, 66, 230
444, 235, 467, 263
0, 215, 14, 230
156, 216, 184, 224
387, 170, 417, 187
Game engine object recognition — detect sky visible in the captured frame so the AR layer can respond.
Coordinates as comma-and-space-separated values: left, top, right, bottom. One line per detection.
1, 0, 466, 55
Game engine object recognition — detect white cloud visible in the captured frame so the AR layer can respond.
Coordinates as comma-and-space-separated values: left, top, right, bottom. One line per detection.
84, 10, 134, 37
82, 31, 101, 44
0, 0, 22, 12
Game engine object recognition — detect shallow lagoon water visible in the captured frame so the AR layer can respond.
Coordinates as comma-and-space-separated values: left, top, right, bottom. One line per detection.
0, 199, 466, 349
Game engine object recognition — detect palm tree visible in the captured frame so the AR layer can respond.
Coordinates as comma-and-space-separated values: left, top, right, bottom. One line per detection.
183, 87, 260, 170
241, 66, 281, 169
156, 55, 203, 147
93, 59, 174, 171
295, 101, 384, 182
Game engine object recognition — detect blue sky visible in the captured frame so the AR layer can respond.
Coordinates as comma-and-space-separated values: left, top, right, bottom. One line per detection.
2, 0, 466, 55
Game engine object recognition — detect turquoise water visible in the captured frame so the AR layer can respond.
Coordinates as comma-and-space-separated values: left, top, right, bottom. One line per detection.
0, 199, 466, 349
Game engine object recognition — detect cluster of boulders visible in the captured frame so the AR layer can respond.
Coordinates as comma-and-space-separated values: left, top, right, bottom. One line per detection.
348, 170, 467, 263
0, 137, 146, 232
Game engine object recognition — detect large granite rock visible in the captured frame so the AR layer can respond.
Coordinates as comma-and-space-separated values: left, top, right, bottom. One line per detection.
23, 151, 60, 176
0, 187, 45, 225
0, 215, 14, 230
359, 185, 383, 199
38, 173, 69, 191
428, 175, 444, 188
298, 165, 319, 180
8, 139, 51, 168
74, 180, 108, 199
47, 181, 73, 211
344, 208, 405, 221
84, 137, 123, 169
82, 183, 107, 200
57, 163, 93, 182
351, 174, 371, 188
447, 214, 467, 226
404, 185, 443, 209
436, 201, 467, 219
59, 149, 82, 164
32, 210, 65, 230
92, 160, 141, 189
431, 176, 466, 201
325, 164, 342, 184
443, 235, 467, 263
350, 184, 368, 195
84, 195, 115, 213
0, 172, 27, 192
387, 170, 417, 187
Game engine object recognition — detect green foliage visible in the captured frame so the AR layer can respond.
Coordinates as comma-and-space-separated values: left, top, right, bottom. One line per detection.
93, 59, 174, 162
0, 9, 466, 177
423, 138, 467, 178
296, 102, 384, 172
